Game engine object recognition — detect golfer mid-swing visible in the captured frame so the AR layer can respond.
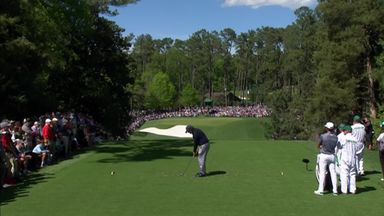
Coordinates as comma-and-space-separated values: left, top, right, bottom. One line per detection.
186, 125, 210, 177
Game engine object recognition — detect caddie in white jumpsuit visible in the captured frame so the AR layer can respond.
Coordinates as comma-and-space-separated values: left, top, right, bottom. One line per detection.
336, 123, 346, 176
314, 122, 338, 196
351, 115, 366, 176
337, 125, 358, 194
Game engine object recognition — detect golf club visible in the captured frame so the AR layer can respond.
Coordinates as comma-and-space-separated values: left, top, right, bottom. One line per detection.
179, 156, 194, 176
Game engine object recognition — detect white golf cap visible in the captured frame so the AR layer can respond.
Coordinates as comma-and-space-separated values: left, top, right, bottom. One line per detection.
324, 122, 334, 129
45, 118, 51, 123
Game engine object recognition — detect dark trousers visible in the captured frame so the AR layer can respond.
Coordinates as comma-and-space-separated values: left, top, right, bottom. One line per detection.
380, 150, 384, 178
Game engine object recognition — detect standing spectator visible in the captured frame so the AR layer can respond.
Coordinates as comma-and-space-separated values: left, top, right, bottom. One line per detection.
42, 119, 55, 156
1, 121, 18, 186
59, 118, 71, 156
21, 119, 33, 152
0, 130, 7, 188
185, 125, 210, 177
362, 117, 374, 150
375, 121, 384, 182
31, 121, 41, 146
11, 121, 22, 143
51, 118, 62, 155
351, 115, 366, 176
314, 122, 338, 196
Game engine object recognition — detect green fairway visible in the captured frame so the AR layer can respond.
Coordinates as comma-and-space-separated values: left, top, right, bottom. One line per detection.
1, 118, 384, 216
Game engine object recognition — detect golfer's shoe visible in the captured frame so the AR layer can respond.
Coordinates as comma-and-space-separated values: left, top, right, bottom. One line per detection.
195, 172, 206, 177
333, 192, 338, 196
313, 190, 323, 196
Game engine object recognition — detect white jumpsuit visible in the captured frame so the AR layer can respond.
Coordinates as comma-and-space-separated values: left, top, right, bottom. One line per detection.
337, 132, 358, 194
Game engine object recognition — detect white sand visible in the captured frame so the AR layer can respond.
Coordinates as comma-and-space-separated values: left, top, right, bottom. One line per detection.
139, 125, 192, 138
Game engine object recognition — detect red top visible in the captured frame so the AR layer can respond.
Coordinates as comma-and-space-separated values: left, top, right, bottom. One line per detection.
1, 129, 12, 152
42, 123, 54, 140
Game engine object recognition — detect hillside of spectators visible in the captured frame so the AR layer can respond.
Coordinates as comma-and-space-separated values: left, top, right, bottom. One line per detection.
126, 105, 271, 136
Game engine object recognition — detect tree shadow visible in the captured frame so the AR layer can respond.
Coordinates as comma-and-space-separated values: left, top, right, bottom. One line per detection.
0, 172, 55, 205
95, 139, 193, 163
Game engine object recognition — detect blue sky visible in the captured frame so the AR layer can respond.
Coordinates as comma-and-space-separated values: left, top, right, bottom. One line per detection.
107, 0, 317, 39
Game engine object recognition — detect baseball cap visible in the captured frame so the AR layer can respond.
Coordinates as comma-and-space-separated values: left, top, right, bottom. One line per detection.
324, 122, 334, 129
353, 115, 361, 121
185, 125, 193, 133
0, 121, 10, 128
344, 125, 352, 131
45, 118, 51, 123
338, 123, 345, 130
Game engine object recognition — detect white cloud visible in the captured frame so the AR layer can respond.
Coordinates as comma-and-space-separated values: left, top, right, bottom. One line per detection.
223, 0, 316, 10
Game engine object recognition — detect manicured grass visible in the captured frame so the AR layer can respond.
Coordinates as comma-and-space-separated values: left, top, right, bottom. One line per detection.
1, 118, 384, 216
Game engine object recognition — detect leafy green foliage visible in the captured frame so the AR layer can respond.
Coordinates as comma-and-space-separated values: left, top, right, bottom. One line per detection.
146, 72, 176, 109
179, 84, 200, 107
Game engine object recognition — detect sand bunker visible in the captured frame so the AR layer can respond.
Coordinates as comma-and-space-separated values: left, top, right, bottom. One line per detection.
139, 125, 192, 138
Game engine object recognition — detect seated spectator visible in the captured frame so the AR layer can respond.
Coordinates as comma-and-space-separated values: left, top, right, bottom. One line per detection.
32, 140, 50, 168
14, 139, 32, 174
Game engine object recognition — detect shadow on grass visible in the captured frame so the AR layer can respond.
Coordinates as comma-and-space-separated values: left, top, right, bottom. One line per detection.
95, 139, 193, 163
357, 170, 381, 182
206, 171, 227, 177
356, 186, 376, 194
364, 170, 381, 176
0, 172, 55, 206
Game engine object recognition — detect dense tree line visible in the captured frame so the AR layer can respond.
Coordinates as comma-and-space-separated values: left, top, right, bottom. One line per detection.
1, 0, 137, 135
2, 0, 384, 138
129, 1, 384, 139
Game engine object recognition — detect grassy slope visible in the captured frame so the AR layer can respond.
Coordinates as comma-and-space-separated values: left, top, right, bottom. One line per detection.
1, 118, 384, 216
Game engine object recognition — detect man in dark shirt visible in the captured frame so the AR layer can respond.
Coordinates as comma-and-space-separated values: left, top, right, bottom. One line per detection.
362, 117, 374, 150
185, 125, 210, 177
314, 122, 338, 196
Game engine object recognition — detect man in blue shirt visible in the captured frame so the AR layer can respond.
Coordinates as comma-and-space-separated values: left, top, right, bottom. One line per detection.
186, 125, 210, 177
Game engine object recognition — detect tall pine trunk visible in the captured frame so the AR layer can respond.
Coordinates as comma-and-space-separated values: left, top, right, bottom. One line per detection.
366, 55, 377, 118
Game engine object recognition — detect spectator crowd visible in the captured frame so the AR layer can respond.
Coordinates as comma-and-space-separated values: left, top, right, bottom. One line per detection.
0, 112, 105, 188
126, 104, 271, 135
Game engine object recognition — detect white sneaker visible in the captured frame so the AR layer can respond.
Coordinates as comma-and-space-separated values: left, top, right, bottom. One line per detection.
3, 184, 16, 188
314, 190, 323, 196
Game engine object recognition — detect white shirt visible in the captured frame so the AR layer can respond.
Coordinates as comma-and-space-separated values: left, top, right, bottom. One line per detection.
376, 132, 384, 151
352, 123, 365, 153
